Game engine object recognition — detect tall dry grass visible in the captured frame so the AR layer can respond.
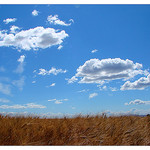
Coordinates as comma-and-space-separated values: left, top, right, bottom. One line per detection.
0, 114, 149, 145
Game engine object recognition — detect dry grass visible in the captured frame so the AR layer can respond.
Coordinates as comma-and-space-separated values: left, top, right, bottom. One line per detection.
0, 114, 149, 145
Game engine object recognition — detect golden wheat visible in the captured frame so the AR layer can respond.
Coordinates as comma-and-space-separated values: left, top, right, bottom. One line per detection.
0, 114, 149, 145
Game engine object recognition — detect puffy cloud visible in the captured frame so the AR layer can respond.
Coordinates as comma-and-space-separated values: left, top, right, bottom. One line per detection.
121, 74, 150, 90
47, 15, 73, 26
0, 26, 68, 51
89, 93, 98, 99
18, 55, 25, 63
0, 98, 10, 103
14, 55, 25, 74
38, 67, 67, 76
91, 49, 98, 53
32, 10, 39, 16
68, 58, 145, 84
0, 83, 11, 95
125, 99, 150, 105
3, 18, 17, 24
48, 98, 68, 104
10, 25, 20, 34
12, 76, 25, 91
0, 103, 46, 109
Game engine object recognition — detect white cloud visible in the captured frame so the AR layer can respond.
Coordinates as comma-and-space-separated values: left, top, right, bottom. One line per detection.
50, 83, 56, 87
89, 93, 98, 99
109, 87, 117, 91
3, 18, 17, 24
10, 25, 20, 34
47, 15, 73, 26
0, 98, 10, 103
48, 98, 68, 104
0, 103, 46, 109
77, 89, 89, 93
0, 83, 11, 95
103, 108, 150, 116
121, 74, 150, 90
32, 10, 39, 16
12, 76, 25, 91
38, 67, 67, 76
57, 45, 63, 50
18, 55, 25, 63
91, 49, 98, 53
67, 76, 78, 84
14, 55, 26, 74
125, 99, 150, 105
99, 85, 107, 91
68, 58, 145, 84
0, 26, 68, 51
32, 81, 36, 84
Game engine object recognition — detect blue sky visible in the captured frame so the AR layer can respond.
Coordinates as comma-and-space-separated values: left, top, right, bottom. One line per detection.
0, 4, 150, 117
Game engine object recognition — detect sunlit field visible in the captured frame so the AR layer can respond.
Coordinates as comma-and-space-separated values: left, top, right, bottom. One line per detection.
0, 114, 149, 145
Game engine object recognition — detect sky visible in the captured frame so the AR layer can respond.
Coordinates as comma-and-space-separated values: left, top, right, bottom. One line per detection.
0, 4, 150, 117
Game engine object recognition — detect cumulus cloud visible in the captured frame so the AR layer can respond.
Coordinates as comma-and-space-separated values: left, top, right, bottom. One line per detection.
0, 26, 68, 51
47, 15, 73, 26
125, 99, 150, 105
91, 49, 98, 53
12, 76, 25, 91
0, 98, 10, 103
32, 10, 39, 16
89, 93, 98, 99
121, 74, 150, 90
10, 25, 20, 34
18, 55, 25, 63
14, 55, 26, 74
68, 58, 145, 84
48, 98, 68, 104
0, 103, 46, 109
3, 18, 17, 24
38, 67, 67, 76
0, 83, 11, 95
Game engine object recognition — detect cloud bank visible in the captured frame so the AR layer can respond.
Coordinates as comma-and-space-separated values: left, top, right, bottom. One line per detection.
0, 103, 46, 109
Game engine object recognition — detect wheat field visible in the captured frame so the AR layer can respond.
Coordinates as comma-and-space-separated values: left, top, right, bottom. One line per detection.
0, 114, 149, 145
